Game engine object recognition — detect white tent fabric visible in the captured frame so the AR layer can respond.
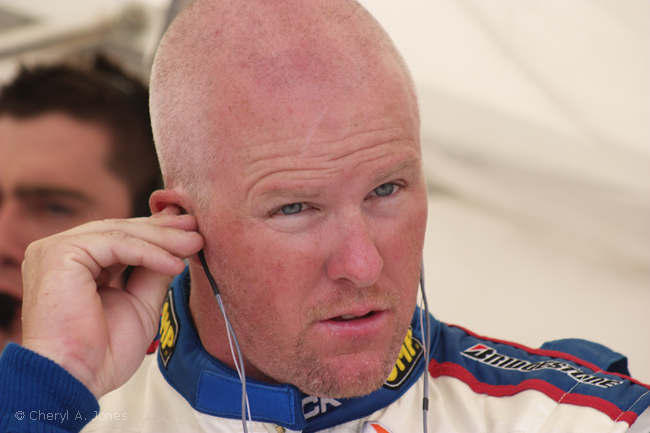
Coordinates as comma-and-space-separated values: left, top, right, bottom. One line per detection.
360, 0, 650, 382
0, 0, 648, 382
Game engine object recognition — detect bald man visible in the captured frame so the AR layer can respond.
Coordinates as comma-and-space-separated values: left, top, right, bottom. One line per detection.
1, 2, 649, 432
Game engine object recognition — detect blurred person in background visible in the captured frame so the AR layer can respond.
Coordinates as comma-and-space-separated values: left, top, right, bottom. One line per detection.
0, 55, 162, 350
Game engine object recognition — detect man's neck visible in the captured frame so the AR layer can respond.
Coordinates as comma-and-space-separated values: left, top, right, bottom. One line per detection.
187, 262, 274, 383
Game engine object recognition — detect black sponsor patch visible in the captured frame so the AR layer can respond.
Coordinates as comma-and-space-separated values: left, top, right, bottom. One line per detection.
159, 290, 179, 369
384, 327, 423, 390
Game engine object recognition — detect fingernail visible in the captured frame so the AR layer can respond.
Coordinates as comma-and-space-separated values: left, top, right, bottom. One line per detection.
161, 205, 180, 215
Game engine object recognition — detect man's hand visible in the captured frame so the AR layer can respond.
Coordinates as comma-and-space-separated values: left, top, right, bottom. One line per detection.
20, 206, 203, 399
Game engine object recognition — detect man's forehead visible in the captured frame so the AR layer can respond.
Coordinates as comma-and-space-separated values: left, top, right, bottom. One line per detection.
0, 114, 110, 156
222, 127, 420, 208
0, 115, 116, 197
219, 107, 417, 173
152, 0, 420, 194
247, 151, 422, 207
209, 64, 417, 153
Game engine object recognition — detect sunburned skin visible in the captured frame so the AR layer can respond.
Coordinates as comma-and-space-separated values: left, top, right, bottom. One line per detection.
147, 0, 427, 399
183, 68, 427, 398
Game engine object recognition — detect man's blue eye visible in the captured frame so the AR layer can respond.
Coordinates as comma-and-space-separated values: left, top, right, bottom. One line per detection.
280, 203, 303, 215
374, 183, 395, 197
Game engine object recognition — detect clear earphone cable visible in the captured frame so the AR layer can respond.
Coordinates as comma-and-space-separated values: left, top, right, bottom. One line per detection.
199, 249, 430, 433
419, 262, 430, 433
198, 250, 253, 433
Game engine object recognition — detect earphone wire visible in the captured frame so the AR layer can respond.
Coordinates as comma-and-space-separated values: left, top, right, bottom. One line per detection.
198, 250, 252, 433
216, 293, 253, 432
419, 261, 430, 433
199, 249, 430, 433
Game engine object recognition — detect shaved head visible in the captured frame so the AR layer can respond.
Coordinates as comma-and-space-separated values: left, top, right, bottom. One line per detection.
150, 0, 427, 398
150, 0, 417, 206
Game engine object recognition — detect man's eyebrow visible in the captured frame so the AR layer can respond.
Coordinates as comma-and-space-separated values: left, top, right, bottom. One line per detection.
370, 155, 421, 187
252, 156, 421, 202
255, 189, 322, 201
14, 186, 92, 203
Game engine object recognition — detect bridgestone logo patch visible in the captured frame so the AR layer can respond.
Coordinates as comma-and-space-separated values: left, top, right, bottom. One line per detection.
461, 344, 623, 389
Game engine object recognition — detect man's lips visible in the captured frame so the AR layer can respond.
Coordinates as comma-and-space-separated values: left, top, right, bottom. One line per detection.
330, 311, 374, 321
323, 303, 387, 322
317, 307, 390, 339
0, 292, 21, 330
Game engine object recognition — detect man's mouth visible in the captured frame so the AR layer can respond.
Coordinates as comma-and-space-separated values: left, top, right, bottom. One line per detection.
315, 308, 391, 344
331, 311, 376, 321
0, 293, 21, 330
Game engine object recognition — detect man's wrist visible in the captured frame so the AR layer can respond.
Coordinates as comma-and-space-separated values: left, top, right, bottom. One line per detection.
0, 343, 99, 432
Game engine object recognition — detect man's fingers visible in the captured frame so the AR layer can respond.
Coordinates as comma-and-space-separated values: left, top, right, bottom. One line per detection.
27, 225, 203, 280
18, 213, 204, 398
60, 212, 199, 238
74, 231, 194, 277
123, 267, 175, 334
63, 216, 202, 250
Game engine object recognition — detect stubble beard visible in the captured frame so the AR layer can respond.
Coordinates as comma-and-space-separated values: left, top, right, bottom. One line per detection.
285, 323, 407, 398
229, 289, 412, 399
209, 249, 417, 399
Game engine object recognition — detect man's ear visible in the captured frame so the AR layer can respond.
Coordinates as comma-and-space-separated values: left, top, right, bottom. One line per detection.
150, 188, 193, 215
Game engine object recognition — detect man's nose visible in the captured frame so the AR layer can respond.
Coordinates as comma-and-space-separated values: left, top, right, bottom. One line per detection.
325, 211, 383, 288
0, 203, 25, 265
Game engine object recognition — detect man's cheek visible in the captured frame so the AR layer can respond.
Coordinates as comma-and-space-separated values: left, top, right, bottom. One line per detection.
378, 220, 423, 266
258, 247, 320, 289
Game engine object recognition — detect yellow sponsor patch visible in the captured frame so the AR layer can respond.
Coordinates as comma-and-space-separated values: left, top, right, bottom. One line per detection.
384, 327, 423, 390
159, 290, 179, 368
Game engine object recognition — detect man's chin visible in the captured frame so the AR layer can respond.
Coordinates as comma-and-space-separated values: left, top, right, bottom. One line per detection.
308, 374, 388, 399
291, 350, 397, 398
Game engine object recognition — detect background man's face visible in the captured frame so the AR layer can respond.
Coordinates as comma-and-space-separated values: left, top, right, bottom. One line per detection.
198, 69, 428, 397
0, 112, 132, 348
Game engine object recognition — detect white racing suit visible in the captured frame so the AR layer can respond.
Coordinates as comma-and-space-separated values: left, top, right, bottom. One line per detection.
79, 268, 650, 433
1, 267, 648, 432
